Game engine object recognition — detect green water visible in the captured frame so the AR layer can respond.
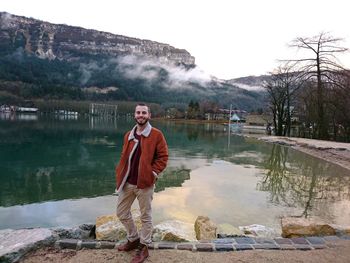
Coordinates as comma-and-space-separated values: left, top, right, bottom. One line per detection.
1, 114, 349, 232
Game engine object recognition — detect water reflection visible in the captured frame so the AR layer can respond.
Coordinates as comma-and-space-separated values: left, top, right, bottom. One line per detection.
1, 116, 350, 230
258, 144, 350, 222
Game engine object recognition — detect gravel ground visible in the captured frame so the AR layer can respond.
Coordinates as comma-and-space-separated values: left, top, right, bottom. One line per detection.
21, 240, 350, 263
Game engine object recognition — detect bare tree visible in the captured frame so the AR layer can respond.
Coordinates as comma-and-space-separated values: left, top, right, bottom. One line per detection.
286, 32, 348, 139
264, 63, 301, 136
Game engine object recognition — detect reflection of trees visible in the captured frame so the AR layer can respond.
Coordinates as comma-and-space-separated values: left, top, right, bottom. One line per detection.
259, 144, 350, 218
258, 144, 291, 205
155, 167, 191, 193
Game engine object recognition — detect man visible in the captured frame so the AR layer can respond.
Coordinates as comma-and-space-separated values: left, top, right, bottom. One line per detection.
116, 103, 168, 263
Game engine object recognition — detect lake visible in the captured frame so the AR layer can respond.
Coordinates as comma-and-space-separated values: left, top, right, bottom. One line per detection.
1, 113, 350, 234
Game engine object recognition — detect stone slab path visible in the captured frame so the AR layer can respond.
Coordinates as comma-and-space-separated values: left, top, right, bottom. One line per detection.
56, 235, 350, 252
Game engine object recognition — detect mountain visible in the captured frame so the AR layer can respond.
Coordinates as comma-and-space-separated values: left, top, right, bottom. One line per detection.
0, 12, 266, 111
226, 75, 272, 91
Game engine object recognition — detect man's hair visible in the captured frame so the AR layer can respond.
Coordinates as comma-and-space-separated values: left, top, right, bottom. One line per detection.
135, 103, 151, 113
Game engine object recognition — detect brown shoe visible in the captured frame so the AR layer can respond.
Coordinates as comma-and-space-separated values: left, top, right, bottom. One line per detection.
130, 243, 149, 263
117, 238, 140, 251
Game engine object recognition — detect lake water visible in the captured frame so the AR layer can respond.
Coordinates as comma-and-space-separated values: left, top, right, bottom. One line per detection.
1, 114, 350, 234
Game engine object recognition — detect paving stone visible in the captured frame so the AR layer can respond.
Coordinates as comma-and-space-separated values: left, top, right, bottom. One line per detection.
158, 243, 176, 249
215, 244, 234, 251
279, 245, 296, 250
306, 237, 325, 245
274, 238, 293, 245
177, 243, 194, 251
213, 238, 235, 244
80, 241, 97, 249
198, 239, 212, 243
234, 244, 253, 251
255, 238, 276, 244
195, 243, 214, 252
312, 244, 327, 249
57, 239, 78, 249
294, 244, 312, 250
291, 237, 309, 245
99, 241, 115, 249
76, 240, 82, 249
253, 244, 280, 250
234, 237, 256, 244
323, 236, 340, 242
147, 243, 157, 250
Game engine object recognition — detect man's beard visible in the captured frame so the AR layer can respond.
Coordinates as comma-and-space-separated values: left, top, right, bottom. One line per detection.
135, 117, 149, 126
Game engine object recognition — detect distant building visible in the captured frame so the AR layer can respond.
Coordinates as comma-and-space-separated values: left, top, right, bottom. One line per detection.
205, 109, 248, 121
246, 114, 272, 126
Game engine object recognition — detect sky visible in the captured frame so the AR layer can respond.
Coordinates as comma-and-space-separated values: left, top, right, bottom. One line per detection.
1, 0, 350, 79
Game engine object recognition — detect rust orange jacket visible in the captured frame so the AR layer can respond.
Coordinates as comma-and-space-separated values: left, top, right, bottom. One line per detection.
116, 122, 168, 192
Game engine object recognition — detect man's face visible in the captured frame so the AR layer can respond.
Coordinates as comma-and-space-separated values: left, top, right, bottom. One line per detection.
134, 105, 151, 126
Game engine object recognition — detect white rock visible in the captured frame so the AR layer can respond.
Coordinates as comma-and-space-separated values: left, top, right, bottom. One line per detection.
153, 220, 196, 242
239, 224, 279, 238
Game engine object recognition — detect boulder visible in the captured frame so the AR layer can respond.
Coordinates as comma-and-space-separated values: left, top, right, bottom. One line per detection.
217, 223, 244, 237
194, 216, 217, 240
0, 228, 55, 263
152, 220, 196, 242
281, 217, 336, 238
53, 224, 95, 239
96, 210, 141, 241
238, 224, 279, 238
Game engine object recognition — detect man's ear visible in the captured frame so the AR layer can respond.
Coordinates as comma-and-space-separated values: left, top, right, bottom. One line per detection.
149, 113, 152, 119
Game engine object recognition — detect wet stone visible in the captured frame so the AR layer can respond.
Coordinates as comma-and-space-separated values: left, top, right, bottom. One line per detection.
253, 244, 280, 250
234, 237, 256, 244
195, 243, 213, 252
291, 237, 309, 245
274, 238, 293, 245
339, 235, 350, 240
158, 243, 176, 249
177, 243, 194, 251
215, 244, 234, 251
234, 244, 253, 251
306, 237, 325, 245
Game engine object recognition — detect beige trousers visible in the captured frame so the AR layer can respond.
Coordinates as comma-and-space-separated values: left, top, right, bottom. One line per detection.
116, 183, 154, 245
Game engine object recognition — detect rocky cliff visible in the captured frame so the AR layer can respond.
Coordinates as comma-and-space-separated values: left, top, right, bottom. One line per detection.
0, 12, 195, 66
0, 12, 266, 111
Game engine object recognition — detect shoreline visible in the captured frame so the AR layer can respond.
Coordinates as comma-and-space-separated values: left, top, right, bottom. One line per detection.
256, 136, 350, 172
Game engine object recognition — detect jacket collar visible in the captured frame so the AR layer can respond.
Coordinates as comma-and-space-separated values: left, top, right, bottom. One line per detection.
128, 122, 152, 141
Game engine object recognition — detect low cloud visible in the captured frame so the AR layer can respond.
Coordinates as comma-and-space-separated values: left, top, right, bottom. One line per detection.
78, 55, 213, 91
115, 55, 212, 89
79, 62, 107, 85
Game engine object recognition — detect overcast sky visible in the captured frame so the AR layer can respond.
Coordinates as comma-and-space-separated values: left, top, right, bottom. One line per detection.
1, 0, 350, 79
